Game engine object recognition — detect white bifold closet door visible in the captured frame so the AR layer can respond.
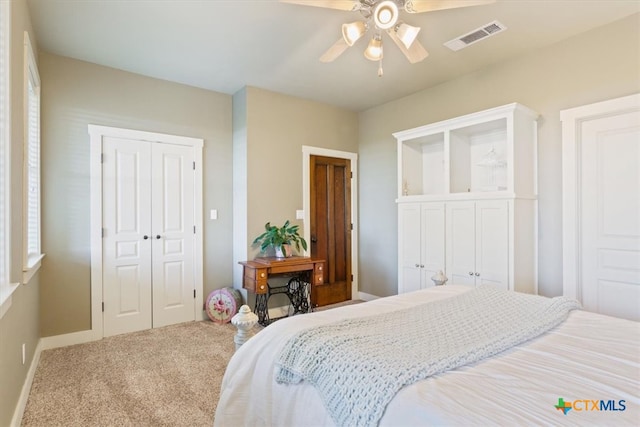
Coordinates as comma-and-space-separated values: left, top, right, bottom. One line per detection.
102, 137, 195, 337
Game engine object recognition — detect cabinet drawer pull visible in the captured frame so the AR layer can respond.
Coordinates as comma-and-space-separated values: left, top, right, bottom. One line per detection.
469, 272, 474, 276
475, 272, 480, 276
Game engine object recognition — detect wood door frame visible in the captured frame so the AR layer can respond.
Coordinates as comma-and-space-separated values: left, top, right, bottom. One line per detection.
561, 93, 640, 301
89, 125, 204, 340
302, 146, 358, 300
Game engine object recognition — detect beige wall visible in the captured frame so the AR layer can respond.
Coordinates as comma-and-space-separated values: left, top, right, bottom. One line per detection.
38, 52, 234, 336
358, 14, 640, 297
231, 87, 359, 293
245, 87, 359, 255
0, 1, 40, 425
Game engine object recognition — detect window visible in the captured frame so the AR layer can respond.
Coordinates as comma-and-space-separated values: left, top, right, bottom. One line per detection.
0, 1, 17, 318
22, 31, 43, 283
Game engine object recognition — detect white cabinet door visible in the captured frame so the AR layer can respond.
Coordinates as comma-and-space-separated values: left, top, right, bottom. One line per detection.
398, 202, 445, 293
475, 201, 509, 290
398, 203, 422, 293
421, 203, 445, 288
446, 202, 476, 287
446, 200, 509, 289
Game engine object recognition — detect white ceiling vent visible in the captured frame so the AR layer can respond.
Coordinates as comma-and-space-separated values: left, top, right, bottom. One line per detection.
444, 20, 507, 51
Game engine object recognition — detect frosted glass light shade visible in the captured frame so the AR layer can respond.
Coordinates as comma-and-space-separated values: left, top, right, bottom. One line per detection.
395, 22, 421, 49
364, 36, 383, 61
342, 21, 366, 46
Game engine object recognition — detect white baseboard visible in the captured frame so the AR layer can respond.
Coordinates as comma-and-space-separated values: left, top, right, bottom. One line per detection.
358, 291, 380, 301
11, 338, 43, 427
40, 328, 101, 350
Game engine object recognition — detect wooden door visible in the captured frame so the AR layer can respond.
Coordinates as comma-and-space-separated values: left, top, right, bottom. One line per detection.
310, 155, 351, 307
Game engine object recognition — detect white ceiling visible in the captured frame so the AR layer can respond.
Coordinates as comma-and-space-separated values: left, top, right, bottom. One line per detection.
27, 0, 640, 112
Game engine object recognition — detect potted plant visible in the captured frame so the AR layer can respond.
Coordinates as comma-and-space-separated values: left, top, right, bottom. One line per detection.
252, 220, 308, 258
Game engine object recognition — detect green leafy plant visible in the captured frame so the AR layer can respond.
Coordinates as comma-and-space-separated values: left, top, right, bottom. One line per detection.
252, 220, 308, 257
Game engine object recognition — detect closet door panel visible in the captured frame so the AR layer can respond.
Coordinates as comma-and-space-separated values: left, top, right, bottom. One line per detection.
102, 137, 153, 337
151, 143, 196, 327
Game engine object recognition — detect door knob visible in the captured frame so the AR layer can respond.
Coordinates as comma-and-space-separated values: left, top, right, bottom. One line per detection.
311, 236, 317, 243
156, 235, 161, 239
143, 235, 149, 240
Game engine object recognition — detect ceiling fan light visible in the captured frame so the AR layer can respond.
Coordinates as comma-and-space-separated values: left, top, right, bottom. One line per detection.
342, 21, 367, 46
395, 22, 421, 49
364, 36, 383, 61
373, 0, 399, 30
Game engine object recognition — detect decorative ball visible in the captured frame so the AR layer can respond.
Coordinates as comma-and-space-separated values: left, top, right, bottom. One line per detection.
205, 287, 243, 324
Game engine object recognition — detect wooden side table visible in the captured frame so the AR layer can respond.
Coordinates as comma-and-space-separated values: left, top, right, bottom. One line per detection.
239, 256, 325, 326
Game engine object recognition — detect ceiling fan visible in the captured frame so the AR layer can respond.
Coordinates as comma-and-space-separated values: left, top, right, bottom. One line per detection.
281, 0, 495, 76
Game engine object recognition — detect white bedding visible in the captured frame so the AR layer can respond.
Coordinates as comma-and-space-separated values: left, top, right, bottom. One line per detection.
214, 286, 640, 426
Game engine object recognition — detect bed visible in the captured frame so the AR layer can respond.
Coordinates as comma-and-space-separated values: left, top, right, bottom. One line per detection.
214, 285, 639, 426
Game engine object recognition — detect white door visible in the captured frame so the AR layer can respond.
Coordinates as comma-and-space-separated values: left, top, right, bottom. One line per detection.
103, 138, 195, 336
446, 202, 476, 287
102, 137, 153, 336
475, 200, 509, 290
151, 143, 195, 328
580, 109, 640, 321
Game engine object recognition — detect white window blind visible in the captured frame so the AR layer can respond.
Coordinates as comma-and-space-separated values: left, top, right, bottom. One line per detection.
23, 31, 42, 276
26, 77, 39, 259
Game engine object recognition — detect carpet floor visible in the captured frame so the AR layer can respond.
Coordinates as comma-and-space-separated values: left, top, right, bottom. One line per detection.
21, 299, 364, 426
22, 321, 236, 427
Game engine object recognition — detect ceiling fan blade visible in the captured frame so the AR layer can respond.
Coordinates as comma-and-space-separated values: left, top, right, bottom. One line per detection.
387, 30, 428, 64
404, 0, 495, 13
279, 0, 360, 11
320, 38, 350, 63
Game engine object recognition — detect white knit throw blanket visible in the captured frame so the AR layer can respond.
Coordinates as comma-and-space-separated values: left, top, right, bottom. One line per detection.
275, 286, 580, 427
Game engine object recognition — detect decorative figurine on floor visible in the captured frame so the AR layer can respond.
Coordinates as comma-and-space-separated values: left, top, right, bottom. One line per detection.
231, 305, 259, 351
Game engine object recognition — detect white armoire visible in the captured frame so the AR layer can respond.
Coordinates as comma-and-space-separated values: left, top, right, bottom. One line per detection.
395, 103, 538, 294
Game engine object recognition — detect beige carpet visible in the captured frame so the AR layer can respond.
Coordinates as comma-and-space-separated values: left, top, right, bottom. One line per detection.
22, 321, 236, 427
21, 299, 364, 426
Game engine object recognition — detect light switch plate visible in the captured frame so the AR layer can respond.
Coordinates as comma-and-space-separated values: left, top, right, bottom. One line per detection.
296, 209, 304, 220
210, 209, 218, 220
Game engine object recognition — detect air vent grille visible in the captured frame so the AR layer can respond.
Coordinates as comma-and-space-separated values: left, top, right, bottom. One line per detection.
444, 20, 507, 52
